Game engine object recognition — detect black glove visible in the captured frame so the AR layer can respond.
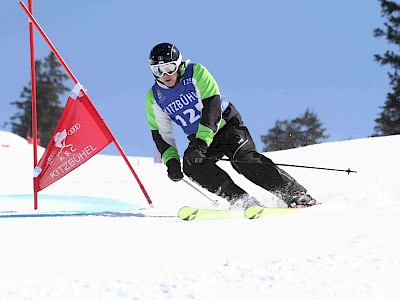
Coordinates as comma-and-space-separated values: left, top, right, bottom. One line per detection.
183, 138, 208, 166
166, 159, 183, 182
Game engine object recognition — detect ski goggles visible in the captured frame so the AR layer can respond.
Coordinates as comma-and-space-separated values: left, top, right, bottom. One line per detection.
150, 61, 180, 77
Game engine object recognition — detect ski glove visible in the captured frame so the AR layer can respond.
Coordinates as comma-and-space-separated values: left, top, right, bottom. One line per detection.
166, 159, 184, 182
183, 138, 208, 166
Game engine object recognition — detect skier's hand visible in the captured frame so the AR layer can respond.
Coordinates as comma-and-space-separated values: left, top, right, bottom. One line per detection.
183, 138, 208, 166
166, 159, 184, 182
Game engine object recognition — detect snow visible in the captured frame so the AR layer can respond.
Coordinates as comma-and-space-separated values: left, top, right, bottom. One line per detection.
0, 130, 399, 300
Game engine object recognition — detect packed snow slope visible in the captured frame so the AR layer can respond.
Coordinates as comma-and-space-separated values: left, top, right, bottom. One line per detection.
0, 130, 399, 300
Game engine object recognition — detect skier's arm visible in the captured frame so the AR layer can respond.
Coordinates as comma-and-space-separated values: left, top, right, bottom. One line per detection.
146, 90, 180, 164
192, 64, 223, 146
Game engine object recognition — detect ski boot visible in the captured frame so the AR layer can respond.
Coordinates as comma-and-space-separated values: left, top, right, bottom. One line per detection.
283, 191, 318, 208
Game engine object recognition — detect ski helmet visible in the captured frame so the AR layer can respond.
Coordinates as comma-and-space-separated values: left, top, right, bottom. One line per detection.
149, 43, 181, 65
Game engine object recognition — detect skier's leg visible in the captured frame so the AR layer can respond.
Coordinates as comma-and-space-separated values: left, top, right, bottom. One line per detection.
182, 159, 247, 201
221, 118, 306, 196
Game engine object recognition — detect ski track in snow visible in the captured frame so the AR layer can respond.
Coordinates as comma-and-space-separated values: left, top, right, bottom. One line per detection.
1, 131, 400, 299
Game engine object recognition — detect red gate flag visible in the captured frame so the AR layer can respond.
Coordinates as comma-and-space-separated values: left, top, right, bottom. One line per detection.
33, 84, 114, 192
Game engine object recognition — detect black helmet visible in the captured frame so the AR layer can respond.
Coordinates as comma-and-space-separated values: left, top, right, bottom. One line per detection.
149, 43, 181, 66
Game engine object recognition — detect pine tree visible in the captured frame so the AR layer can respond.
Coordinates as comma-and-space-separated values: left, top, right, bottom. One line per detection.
373, 0, 400, 136
9, 53, 69, 145
261, 108, 329, 152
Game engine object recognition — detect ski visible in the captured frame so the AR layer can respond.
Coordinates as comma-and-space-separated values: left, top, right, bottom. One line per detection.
177, 205, 300, 221
244, 205, 298, 219
177, 206, 243, 221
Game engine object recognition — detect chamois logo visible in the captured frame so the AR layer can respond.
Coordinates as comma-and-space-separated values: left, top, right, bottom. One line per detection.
53, 129, 73, 156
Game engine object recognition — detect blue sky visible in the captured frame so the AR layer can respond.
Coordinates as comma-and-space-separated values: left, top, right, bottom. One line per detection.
1, 0, 390, 158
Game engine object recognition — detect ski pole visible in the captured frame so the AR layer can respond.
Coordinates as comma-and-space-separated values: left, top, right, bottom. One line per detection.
215, 158, 357, 175
182, 178, 220, 206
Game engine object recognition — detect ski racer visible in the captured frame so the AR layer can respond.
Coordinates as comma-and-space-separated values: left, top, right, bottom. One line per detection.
145, 42, 317, 208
